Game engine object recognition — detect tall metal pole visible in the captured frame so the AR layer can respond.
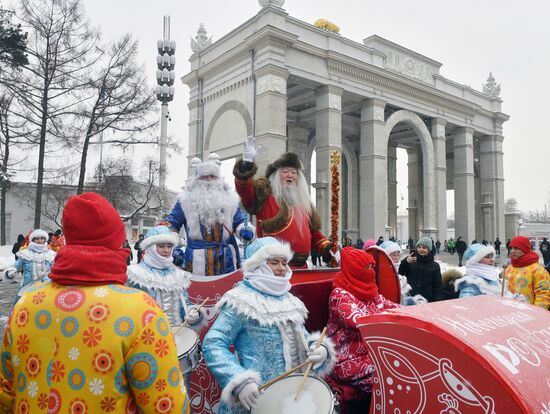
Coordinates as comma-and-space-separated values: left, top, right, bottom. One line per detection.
159, 103, 168, 189
156, 15, 175, 190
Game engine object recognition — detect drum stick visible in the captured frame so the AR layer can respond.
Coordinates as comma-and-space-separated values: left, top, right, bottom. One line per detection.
500, 272, 507, 297
173, 297, 210, 336
235, 360, 310, 404
259, 360, 310, 392
295, 327, 327, 401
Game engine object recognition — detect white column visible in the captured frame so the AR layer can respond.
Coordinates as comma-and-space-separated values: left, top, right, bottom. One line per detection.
288, 123, 310, 182
407, 147, 421, 241
479, 134, 505, 241
432, 118, 447, 241
359, 98, 387, 239
453, 127, 476, 242
254, 64, 289, 175
186, 84, 201, 178
387, 144, 398, 238
315, 85, 343, 234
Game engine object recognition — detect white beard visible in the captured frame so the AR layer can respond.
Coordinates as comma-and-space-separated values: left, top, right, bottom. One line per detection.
270, 170, 312, 230
180, 178, 239, 228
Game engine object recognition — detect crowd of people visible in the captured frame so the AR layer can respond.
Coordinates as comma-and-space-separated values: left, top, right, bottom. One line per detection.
1, 136, 549, 414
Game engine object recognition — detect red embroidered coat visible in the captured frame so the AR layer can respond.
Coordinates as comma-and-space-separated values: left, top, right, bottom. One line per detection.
326, 288, 398, 399
233, 160, 330, 267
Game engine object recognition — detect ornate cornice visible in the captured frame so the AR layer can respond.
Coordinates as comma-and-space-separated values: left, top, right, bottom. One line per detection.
326, 59, 478, 118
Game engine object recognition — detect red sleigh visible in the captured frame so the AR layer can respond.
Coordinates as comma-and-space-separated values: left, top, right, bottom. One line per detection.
186, 248, 400, 414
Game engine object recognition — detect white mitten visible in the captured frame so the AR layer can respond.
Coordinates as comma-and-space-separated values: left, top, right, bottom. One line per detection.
307, 344, 328, 365
243, 135, 259, 162
184, 308, 200, 325
238, 382, 260, 411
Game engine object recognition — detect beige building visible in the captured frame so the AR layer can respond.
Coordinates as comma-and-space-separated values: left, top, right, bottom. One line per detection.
182, 1, 509, 243
1, 181, 176, 245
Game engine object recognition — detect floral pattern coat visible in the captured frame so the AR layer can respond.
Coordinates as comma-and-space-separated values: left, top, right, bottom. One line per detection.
505, 262, 550, 309
326, 288, 398, 398
0, 280, 190, 414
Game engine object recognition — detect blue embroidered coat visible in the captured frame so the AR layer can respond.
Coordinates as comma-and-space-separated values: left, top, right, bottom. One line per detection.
202, 282, 335, 414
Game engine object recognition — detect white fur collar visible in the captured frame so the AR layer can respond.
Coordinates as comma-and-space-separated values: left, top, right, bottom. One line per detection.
217, 283, 308, 326
127, 264, 191, 291
16, 249, 56, 262
455, 275, 502, 297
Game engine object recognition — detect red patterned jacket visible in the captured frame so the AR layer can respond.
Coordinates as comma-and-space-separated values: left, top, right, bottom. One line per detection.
327, 288, 399, 398
233, 160, 330, 267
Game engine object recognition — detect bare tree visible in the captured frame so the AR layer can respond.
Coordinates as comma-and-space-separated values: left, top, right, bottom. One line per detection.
13, 0, 100, 227
75, 34, 159, 194
95, 156, 171, 222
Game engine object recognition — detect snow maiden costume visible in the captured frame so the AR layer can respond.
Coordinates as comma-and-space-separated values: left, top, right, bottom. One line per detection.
14, 228, 56, 290
326, 247, 399, 410
455, 243, 503, 298
167, 153, 254, 276
202, 237, 336, 414
126, 225, 206, 328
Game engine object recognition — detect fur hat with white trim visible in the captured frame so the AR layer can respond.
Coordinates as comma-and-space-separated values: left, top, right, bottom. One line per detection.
379, 240, 401, 256
464, 243, 495, 266
140, 226, 180, 250
243, 237, 293, 272
195, 152, 222, 179
29, 229, 48, 242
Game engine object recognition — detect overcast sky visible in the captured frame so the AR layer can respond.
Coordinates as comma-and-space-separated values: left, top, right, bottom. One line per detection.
79, 0, 548, 213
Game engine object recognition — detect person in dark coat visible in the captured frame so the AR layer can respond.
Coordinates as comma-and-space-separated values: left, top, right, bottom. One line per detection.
134, 233, 144, 263
11, 234, 25, 260
494, 237, 502, 256
455, 236, 467, 267
540, 237, 550, 266
398, 237, 442, 302
122, 239, 133, 265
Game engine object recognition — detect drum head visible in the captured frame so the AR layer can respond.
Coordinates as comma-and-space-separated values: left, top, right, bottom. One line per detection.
253, 374, 333, 414
173, 325, 198, 355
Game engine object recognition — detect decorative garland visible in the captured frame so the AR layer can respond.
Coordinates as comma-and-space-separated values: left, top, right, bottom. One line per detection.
329, 150, 341, 267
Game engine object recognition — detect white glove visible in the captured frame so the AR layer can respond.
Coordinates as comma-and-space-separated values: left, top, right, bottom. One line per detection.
243, 135, 259, 162
238, 382, 260, 411
307, 344, 328, 366
184, 308, 200, 325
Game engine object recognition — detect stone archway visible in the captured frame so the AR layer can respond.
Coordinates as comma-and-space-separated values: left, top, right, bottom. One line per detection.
204, 100, 253, 158
384, 110, 436, 234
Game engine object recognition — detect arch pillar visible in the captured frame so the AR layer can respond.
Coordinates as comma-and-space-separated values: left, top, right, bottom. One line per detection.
432, 118, 447, 241
360, 98, 387, 239
453, 127, 476, 242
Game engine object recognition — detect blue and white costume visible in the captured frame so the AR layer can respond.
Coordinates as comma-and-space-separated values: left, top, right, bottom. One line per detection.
167, 153, 254, 276
203, 237, 335, 414
126, 226, 206, 328
14, 229, 55, 290
455, 243, 503, 298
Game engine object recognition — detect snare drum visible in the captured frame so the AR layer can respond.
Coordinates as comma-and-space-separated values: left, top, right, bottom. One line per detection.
173, 325, 203, 374
252, 374, 337, 414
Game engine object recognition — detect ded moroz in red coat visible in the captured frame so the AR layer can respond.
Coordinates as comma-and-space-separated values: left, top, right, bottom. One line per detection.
233, 154, 330, 268
326, 247, 399, 403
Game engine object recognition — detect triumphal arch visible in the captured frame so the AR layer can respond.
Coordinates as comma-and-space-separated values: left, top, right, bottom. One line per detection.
182, 1, 509, 243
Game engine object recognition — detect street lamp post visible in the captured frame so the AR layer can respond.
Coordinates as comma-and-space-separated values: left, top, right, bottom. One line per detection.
155, 15, 176, 190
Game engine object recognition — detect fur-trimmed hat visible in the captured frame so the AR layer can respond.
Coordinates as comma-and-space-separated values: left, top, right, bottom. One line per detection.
265, 152, 303, 179
464, 243, 495, 266
140, 226, 180, 250
380, 240, 401, 255
193, 153, 222, 179
29, 229, 48, 242
243, 237, 293, 272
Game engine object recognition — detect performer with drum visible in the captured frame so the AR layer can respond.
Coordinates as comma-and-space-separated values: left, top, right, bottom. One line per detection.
127, 225, 206, 329
203, 237, 336, 413
326, 247, 399, 412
